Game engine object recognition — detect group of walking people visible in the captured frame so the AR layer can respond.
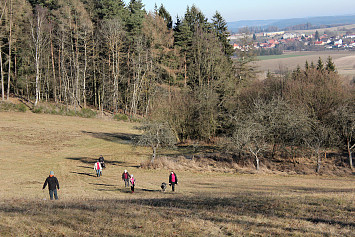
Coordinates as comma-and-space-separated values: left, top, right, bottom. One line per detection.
122, 169, 135, 193
42, 155, 178, 200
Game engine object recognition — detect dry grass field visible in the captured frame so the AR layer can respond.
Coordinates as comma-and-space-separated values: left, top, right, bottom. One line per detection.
0, 112, 354, 236
255, 51, 355, 82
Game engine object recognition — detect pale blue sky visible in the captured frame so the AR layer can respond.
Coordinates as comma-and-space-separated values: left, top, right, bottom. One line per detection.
125, 0, 355, 22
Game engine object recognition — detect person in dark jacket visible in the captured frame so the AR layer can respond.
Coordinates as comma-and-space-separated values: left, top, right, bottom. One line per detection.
99, 155, 105, 169
43, 171, 60, 200
169, 171, 178, 192
122, 170, 131, 187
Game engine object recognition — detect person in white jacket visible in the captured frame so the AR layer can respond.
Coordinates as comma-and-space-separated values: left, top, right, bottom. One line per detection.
94, 161, 102, 177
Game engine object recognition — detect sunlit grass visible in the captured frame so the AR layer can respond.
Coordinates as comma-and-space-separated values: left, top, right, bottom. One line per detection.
0, 112, 354, 236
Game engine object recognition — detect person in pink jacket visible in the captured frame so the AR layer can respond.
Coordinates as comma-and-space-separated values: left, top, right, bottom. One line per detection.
130, 175, 135, 193
169, 171, 178, 192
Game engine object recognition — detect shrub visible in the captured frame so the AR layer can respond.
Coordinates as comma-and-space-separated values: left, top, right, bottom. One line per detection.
16, 104, 27, 112
0, 102, 27, 112
113, 113, 128, 121
78, 108, 97, 118
32, 106, 44, 113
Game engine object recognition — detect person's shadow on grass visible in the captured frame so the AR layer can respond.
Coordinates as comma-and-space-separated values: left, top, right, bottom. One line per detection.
71, 171, 96, 177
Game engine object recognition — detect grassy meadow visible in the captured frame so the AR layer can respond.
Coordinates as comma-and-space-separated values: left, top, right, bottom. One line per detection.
0, 112, 354, 236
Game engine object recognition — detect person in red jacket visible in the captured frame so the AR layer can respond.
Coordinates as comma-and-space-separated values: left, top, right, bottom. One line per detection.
94, 161, 102, 177
169, 171, 178, 192
43, 171, 60, 200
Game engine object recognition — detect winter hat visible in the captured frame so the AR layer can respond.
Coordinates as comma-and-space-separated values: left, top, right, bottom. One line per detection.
131, 174, 133, 177
124, 170, 127, 173
50, 171, 54, 175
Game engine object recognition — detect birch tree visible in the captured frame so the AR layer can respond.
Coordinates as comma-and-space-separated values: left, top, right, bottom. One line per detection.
30, 6, 48, 106
0, 0, 7, 100
101, 18, 125, 112
6, 0, 12, 100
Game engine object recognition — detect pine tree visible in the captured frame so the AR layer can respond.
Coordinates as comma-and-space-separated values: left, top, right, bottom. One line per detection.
316, 57, 323, 71
212, 11, 233, 57
305, 60, 309, 70
184, 5, 208, 33
325, 56, 336, 72
126, 0, 145, 37
95, 0, 127, 20
173, 18, 192, 86
310, 61, 315, 69
158, 4, 172, 29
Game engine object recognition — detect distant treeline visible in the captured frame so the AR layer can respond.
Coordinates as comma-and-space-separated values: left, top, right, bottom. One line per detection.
256, 47, 283, 56
239, 23, 353, 34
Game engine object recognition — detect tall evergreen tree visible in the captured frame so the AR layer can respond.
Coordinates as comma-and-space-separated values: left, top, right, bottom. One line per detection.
325, 56, 336, 72
184, 5, 208, 33
305, 60, 309, 70
173, 17, 192, 87
316, 57, 324, 71
95, 0, 126, 20
212, 11, 233, 57
158, 4, 172, 29
126, 0, 145, 37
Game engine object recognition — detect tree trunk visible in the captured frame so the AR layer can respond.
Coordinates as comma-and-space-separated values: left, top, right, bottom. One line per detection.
7, 0, 12, 100
14, 45, 17, 95
255, 156, 260, 170
151, 145, 157, 163
184, 52, 187, 87
0, 44, 4, 101
50, 28, 57, 103
316, 150, 322, 173
83, 32, 88, 108
271, 143, 277, 159
347, 139, 353, 170
75, 21, 80, 109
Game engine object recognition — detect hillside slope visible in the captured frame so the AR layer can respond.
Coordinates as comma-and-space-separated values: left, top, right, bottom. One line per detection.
0, 112, 354, 236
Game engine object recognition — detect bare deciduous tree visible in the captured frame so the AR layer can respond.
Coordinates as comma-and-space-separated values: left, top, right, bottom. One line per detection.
332, 103, 355, 170
135, 121, 177, 163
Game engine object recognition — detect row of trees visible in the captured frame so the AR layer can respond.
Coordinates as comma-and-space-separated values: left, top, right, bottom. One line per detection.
0, 0, 233, 117
146, 54, 354, 171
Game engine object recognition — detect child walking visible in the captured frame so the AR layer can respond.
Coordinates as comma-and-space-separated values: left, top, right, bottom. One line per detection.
130, 175, 135, 193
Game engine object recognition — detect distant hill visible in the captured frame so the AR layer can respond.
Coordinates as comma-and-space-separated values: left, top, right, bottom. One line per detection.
227, 14, 355, 33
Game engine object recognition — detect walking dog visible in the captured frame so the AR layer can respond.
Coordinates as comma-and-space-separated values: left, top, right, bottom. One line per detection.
161, 182, 167, 192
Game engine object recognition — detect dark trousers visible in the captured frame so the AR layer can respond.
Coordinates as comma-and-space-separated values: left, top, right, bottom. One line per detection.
131, 185, 135, 192
171, 183, 175, 192
124, 179, 130, 187
49, 189, 58, 200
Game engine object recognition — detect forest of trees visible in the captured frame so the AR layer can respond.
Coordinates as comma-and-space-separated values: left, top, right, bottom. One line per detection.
0, 0, 354, 170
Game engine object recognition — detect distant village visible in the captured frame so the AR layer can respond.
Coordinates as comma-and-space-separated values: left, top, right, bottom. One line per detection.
229, 30, 355, 51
